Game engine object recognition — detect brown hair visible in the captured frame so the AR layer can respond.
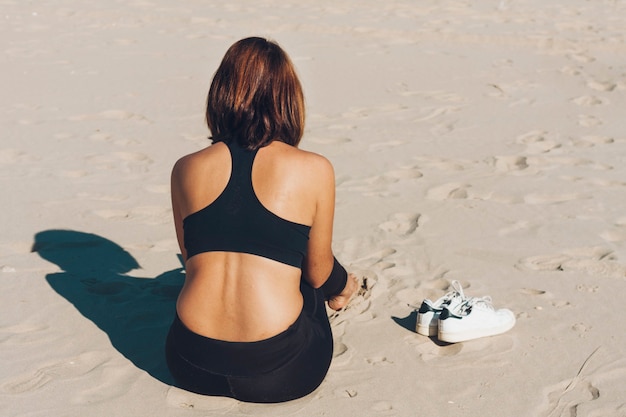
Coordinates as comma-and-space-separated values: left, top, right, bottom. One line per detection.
206, 37, 305, 150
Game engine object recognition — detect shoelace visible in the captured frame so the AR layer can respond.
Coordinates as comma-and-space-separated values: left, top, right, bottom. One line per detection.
457, 295, 494, 315
444, 280, 466, 304
408, 280, 467, 310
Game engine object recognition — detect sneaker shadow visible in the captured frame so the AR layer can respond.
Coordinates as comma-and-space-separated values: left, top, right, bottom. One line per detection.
32, 229, 184, 384
391, 310, 417, 332
391, 311, 452, 346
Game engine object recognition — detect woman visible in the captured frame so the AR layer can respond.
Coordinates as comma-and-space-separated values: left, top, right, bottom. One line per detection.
166, 37, 358, 403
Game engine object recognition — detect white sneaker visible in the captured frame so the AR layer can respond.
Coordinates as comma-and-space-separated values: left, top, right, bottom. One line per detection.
437, 296, 515, 343
415, 280, 466, 336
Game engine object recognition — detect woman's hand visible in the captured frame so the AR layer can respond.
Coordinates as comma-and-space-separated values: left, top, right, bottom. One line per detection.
327, 273, 359, 311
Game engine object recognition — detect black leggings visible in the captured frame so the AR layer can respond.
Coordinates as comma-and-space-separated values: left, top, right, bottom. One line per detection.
166, 280, 334, 403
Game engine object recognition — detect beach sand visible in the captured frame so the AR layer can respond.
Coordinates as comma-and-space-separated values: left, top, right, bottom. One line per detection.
1, 1, 625, 416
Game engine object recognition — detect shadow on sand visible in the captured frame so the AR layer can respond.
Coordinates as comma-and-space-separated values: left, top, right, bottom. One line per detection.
32, 229, 184, 384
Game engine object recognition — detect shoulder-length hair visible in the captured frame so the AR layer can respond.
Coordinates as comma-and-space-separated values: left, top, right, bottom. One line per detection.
206, 37, 305, 150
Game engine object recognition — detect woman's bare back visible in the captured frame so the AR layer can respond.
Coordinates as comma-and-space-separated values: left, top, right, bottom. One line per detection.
171, 141, 335, 342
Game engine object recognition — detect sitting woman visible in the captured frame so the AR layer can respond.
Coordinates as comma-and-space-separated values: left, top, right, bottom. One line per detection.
166, 37, 358, 403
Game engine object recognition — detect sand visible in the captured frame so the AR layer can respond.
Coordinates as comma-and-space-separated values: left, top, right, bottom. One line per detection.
1, 1, 625, 416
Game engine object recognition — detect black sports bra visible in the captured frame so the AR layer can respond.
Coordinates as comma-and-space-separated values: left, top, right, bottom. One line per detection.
183, 141, 311, 268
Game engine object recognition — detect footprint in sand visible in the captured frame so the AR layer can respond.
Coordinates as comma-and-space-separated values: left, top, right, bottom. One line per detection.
489, 155, 529, 173
413, 105, 462, 123
518, 247, 626, 278
426, 183, 470, 200
571, 135, 614, 147
385, 166, 423, 181
586, 79, 617, 92
378, 212, 420, 236
560, 65, 582, 76
2, 351, 110, 394
498, 220, 535, 236
538, 349, 613, 417
571, 322, 591, 336
543, 378, 600, 417
528, 140, 562, 154
578, 114, 603, 127
515, 130, 561, 154
518, 253, 571, 272
485, 83, 508, 99
570, 95, 606, 106
365, 356, 393, 366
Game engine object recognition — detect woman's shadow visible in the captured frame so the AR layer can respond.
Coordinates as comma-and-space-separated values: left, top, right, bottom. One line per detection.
32, 229, 184, 384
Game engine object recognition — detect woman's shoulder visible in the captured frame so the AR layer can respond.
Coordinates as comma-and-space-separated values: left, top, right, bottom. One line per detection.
172, 142, 228, 178
265, 144, 334, 194
271, 141, 334, 175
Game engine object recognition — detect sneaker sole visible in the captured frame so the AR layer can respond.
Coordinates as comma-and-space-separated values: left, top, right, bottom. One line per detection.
438, 321, 515, 343
416, 323, 437, 337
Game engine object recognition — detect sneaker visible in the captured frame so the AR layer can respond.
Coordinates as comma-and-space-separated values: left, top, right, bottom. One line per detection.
437, 296, 515, 343
415, 280, 466, 336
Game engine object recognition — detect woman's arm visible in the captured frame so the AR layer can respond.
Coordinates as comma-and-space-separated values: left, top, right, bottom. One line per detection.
302, 155, 336, 288
302, 154, 357, 309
